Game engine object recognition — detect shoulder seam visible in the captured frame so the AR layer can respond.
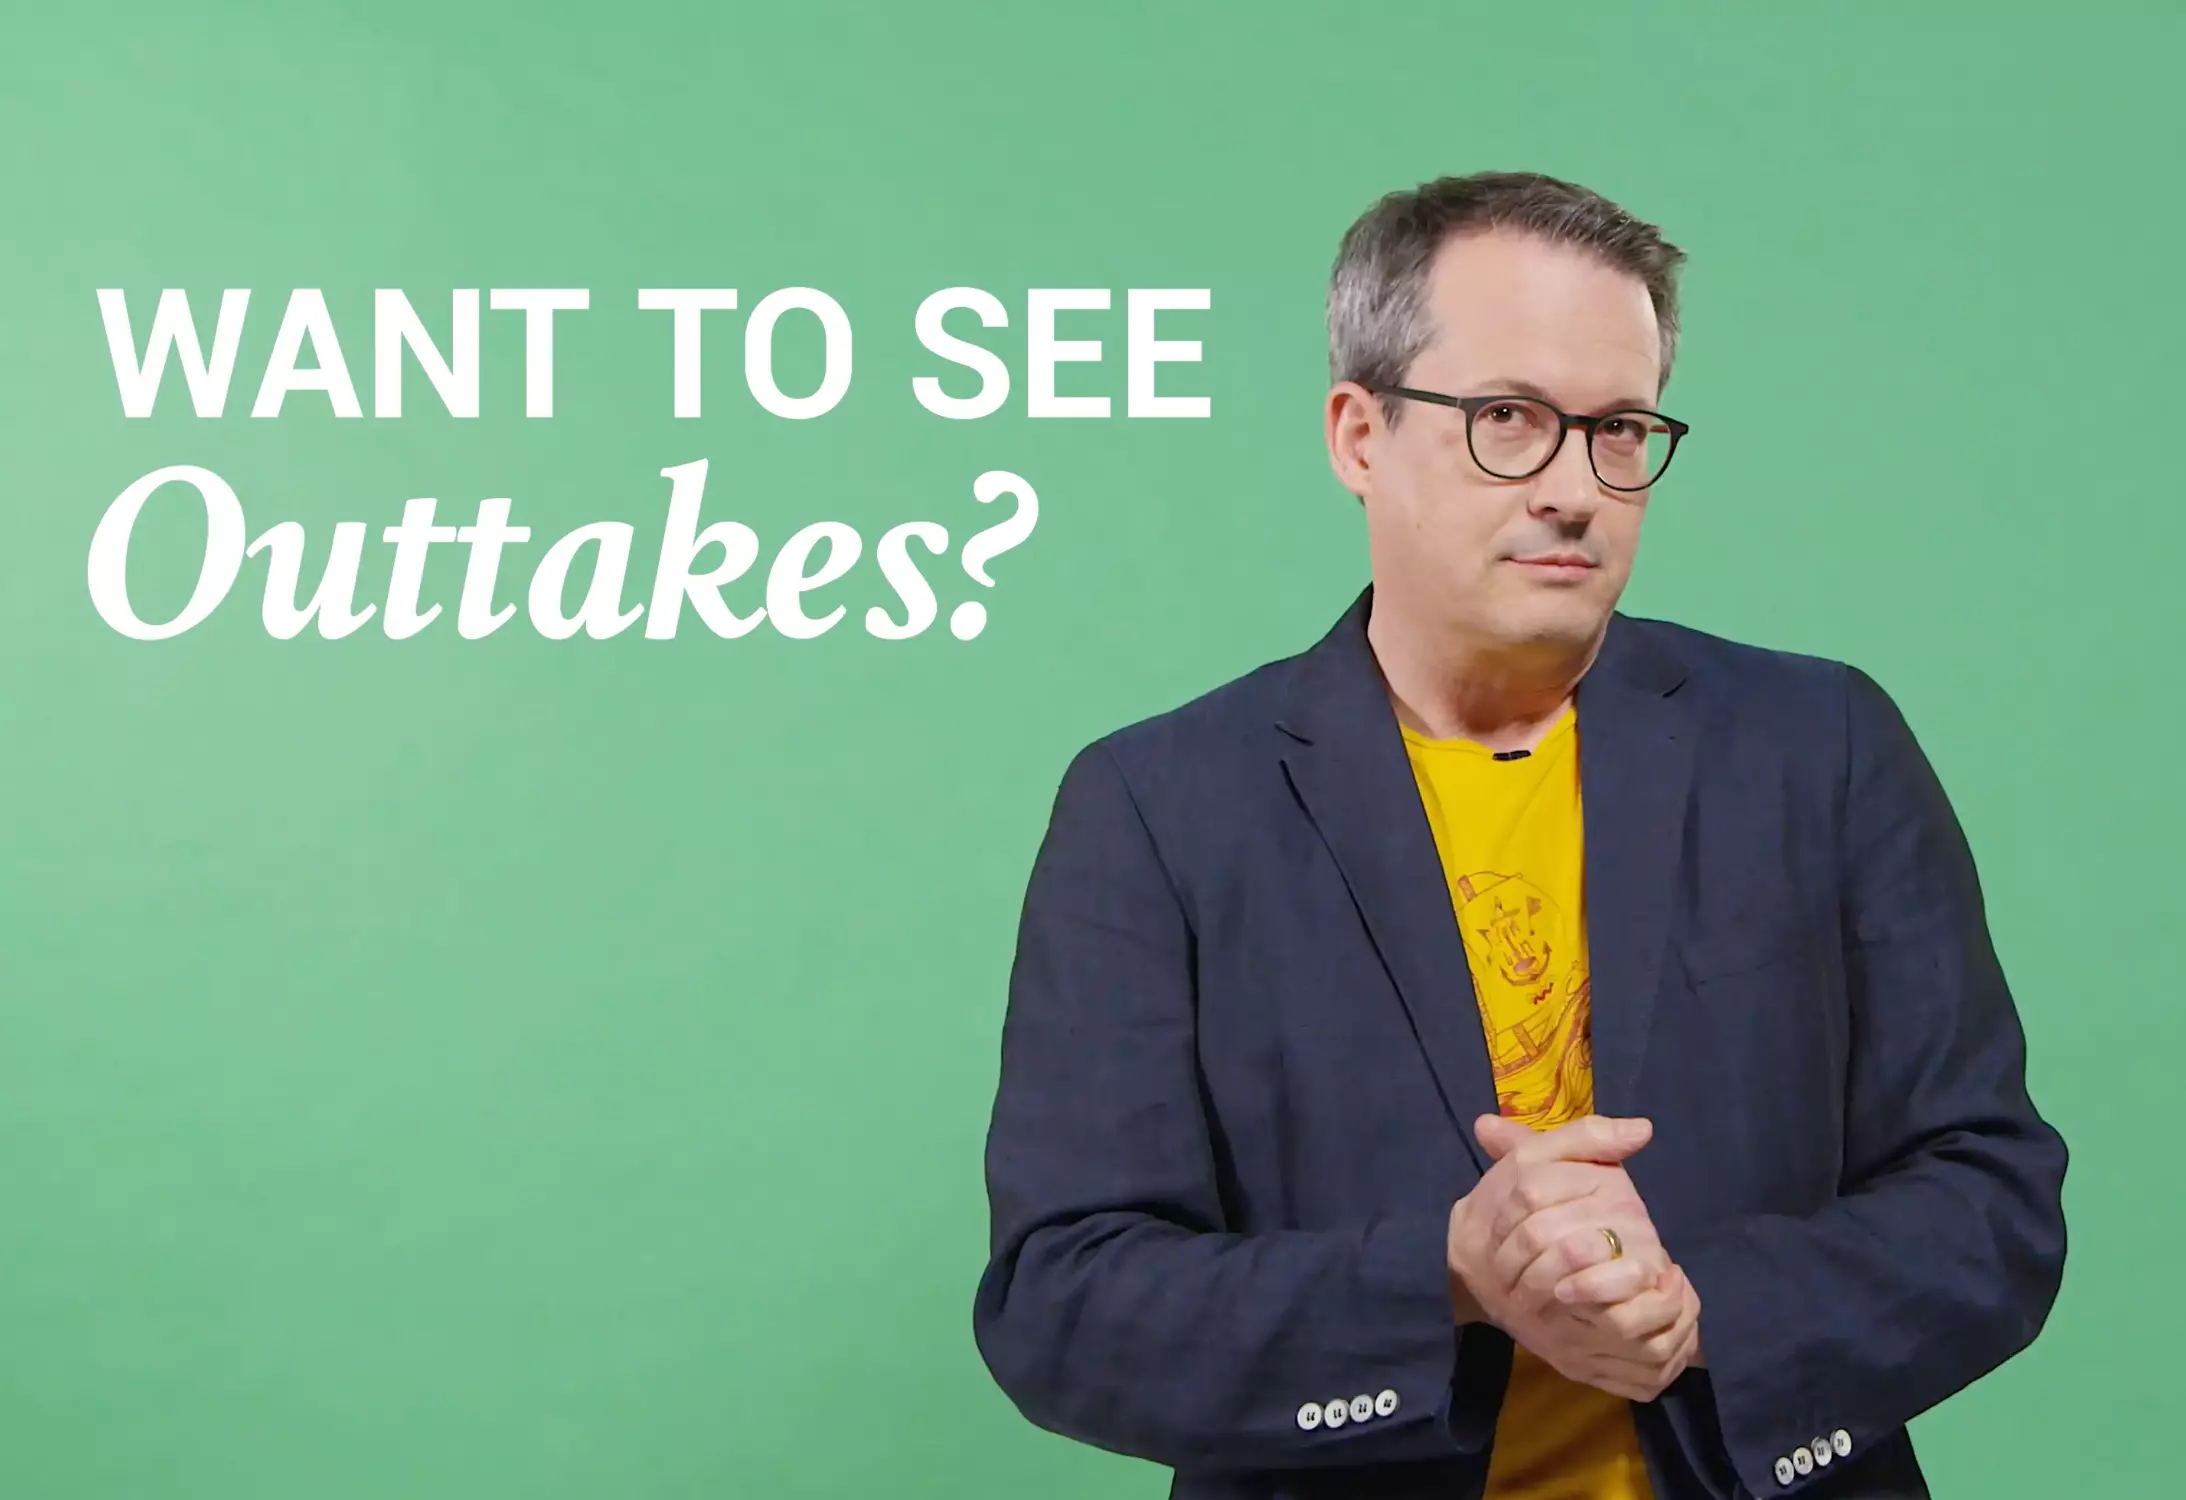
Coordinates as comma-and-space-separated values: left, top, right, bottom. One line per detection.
1092, 738, 1194, 921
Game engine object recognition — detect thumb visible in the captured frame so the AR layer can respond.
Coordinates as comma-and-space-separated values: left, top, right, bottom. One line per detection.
1473, 1113, 1535, 1161
1514, 1113, 1654, 1165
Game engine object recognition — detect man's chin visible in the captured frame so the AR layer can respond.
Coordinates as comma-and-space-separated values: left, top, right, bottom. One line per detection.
1493, 599, 1615, 656
1382, 572, 1618, 655
1468, 612, 1608, 669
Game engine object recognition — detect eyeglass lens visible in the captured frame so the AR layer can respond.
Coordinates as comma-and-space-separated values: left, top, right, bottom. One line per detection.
1470, 398, 1673, 488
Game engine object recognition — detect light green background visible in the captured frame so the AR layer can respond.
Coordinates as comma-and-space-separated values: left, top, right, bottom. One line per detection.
1, 2, 2175, 1495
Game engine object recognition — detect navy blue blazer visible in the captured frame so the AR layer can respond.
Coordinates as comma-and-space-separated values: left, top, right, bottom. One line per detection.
973, 589, 2067, 1499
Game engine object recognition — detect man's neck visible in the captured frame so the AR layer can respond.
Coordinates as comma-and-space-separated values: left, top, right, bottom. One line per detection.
1368, 608, 1602, 754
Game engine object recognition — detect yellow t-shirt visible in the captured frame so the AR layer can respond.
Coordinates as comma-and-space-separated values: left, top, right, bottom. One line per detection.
1403, 709, 1654, 1500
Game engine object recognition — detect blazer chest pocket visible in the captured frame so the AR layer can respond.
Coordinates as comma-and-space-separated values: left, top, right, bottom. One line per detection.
1675, 921, 1816, 986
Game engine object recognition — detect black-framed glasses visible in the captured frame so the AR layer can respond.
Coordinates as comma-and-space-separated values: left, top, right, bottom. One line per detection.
1363, 384, 1690, 492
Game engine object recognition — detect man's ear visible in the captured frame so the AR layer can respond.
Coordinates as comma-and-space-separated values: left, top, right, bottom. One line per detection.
1324, 381, 1381, 501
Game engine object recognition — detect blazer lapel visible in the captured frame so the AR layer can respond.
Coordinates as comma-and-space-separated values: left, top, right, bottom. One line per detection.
1574, 617, 1695, 1120
1276, 589, 1503, 1172
1274, 591, 1698, 1159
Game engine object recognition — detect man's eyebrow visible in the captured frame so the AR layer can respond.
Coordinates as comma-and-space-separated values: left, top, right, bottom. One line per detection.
1478, 377, 1656, 413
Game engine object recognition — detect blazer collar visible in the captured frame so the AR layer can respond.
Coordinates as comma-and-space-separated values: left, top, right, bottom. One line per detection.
1274, 586, 1695, 1164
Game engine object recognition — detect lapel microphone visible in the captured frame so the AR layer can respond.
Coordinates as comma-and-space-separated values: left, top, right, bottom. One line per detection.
1491, 749, 1531, 761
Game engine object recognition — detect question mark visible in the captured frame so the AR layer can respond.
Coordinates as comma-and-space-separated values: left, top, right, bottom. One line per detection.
950, 470, 1040, 640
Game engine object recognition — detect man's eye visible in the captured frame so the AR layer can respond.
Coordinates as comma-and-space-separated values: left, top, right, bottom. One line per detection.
1596, 416, 1650, 451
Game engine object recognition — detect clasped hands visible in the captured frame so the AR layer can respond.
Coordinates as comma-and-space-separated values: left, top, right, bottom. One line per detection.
1445, 1113, 1702, 1403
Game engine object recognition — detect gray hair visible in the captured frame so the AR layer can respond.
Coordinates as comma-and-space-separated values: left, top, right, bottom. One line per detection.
1327, 171, 1687, 423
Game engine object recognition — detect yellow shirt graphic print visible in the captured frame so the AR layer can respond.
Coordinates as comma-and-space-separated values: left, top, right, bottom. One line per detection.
1453, 865, 1593, 1124
1403, 709, 1652, 1500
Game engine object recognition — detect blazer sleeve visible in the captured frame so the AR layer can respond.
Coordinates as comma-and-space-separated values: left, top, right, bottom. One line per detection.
971, 739, 1489, 1472
1674, 665, 2070, 1495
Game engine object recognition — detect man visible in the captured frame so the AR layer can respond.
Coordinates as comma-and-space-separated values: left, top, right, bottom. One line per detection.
971, 171, 2067, 1499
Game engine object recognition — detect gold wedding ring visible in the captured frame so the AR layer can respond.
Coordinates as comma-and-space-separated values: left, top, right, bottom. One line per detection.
1600, 1227, 1624, 1260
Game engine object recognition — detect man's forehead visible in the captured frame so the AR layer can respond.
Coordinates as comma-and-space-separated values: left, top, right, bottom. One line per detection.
1416, 231, 1662, 396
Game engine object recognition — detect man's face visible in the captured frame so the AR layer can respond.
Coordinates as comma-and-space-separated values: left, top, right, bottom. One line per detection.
1332, 229, 1665, 656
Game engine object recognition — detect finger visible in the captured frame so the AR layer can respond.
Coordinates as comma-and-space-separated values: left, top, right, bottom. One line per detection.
1474, 1114, 1535, 1162
1581, 1366, 1673, 1403
1602, 1287, 1697, 1366
1587, 1284, 1685, 1342
1590, 1318, 1699, 1396
1495, 1201, 1663, 1294
1562, 1283, 1680, 1344
1576, 1366, 1660, 1403
1504, 1114, 1653, 1167
1517, 1213, 1664, 1307
1636, 1311, 1698, 1366
1490, 1199, 1615, 1291
1586, 1309, 1697, 1377
1515, 1228, 1645, 1309
1524, 1238, 1669, 1313
1667, 1317, 1702, 1374
1486, 1160, 1624, 1243
1635, 1276, 1696, 1364
1553, 1253, 1661, 1307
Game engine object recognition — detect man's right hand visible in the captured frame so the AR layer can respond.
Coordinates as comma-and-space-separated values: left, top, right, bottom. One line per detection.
1444, 1113, 1698, 1402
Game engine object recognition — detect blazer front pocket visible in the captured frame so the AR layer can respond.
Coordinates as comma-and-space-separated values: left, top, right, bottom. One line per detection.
1675, 922, 1813, 985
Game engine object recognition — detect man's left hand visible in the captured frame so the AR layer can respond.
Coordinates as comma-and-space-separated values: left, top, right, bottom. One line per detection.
1476, 1114, 1707, 1397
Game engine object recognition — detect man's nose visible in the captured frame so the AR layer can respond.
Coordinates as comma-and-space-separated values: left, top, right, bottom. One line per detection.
1528, 428, 1604, 521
